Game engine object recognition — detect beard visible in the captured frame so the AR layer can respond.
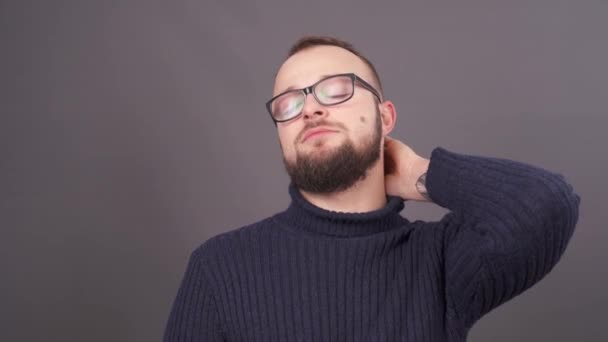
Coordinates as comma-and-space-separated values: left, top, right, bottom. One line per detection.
281, 108, 383, 194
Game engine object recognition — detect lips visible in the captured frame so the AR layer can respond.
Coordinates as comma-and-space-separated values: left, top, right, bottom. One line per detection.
302, 127, 337, 142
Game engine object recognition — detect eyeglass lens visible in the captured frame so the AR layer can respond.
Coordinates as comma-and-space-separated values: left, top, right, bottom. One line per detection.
270, 75, 353, 122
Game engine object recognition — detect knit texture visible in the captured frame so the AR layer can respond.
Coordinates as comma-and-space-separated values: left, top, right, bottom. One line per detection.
163, 147, 580, 341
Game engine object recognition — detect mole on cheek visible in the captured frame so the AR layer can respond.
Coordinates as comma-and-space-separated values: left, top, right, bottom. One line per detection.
360, 116, 365, 123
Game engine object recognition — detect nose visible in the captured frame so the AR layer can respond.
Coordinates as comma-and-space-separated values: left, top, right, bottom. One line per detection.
301, 92, 328, 121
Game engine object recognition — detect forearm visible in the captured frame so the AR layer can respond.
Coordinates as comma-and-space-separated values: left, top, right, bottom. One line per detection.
426, 147, 580, 222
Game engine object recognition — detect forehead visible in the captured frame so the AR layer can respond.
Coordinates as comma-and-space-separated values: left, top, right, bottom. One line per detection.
273, 45, 373, 96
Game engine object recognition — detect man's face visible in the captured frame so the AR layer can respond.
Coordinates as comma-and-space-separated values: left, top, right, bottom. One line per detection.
272, 45, 385, 193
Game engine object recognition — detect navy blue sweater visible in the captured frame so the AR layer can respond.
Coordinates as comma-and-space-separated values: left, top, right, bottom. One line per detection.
163, 147, 580, 341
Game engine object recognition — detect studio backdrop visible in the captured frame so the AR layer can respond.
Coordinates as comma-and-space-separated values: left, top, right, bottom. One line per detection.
1, 1, 606, 341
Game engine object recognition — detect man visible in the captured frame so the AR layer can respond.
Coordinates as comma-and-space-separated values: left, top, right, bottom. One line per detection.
163, 36, 580, 341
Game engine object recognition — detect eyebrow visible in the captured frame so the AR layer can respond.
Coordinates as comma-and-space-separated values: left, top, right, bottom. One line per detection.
282, 74, 333, 92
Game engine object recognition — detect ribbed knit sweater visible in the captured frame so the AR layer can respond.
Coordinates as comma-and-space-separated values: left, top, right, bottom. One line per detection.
163, 147, 580, 342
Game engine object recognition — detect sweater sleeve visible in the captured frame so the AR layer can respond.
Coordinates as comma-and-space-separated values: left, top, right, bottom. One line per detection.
163, 246, 225, 342
425, 147, 581, 329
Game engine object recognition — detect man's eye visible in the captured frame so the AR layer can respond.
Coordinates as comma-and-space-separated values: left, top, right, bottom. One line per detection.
321, 87, 346, 97
279, 97, 302, 114
321, 90, 349, 101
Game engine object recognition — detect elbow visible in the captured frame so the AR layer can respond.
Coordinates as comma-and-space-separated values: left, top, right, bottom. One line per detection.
538, 172, 580, 244
522, 172, 581, 267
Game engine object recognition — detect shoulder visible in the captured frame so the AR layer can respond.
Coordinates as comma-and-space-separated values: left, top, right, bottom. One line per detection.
189, 215, 277, 261
408, 211, 467, 245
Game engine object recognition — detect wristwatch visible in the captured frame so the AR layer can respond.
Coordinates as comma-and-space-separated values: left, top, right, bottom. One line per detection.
415, 173, 431, 201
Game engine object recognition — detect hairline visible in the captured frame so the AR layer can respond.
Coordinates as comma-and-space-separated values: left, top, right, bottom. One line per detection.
273, 45, 384, 98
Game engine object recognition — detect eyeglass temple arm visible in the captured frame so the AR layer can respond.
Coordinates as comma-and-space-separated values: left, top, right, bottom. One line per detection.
355, 76, 383, 102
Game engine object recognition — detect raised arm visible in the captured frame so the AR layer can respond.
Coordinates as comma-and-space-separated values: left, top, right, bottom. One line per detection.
424, 147, 581, 329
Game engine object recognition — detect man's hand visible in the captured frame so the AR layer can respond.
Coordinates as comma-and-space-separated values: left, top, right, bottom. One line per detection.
383, 136, 431, 202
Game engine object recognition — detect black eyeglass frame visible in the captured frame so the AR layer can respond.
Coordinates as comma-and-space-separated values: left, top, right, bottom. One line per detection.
265, 73, 383, 125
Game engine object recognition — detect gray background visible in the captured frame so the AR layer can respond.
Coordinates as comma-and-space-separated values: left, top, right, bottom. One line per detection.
1, 0, 606, 341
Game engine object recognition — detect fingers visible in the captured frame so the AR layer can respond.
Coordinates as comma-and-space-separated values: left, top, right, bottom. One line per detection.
384, 151, 396, 174
383, 135, 395, 149
383, 136, 397, 174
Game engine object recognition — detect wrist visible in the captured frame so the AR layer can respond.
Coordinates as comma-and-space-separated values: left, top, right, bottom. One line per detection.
405, 157, 431, 201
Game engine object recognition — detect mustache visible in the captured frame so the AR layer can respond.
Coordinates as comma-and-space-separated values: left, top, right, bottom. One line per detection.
298, 121, 345, 142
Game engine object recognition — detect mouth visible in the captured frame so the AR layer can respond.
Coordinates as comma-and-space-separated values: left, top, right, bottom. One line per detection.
303, 130, 336, 142
302, 128, 338, 142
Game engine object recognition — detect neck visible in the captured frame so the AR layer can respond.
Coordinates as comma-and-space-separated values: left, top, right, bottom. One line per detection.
298, 162, 387, 213
275, 155, 409, 238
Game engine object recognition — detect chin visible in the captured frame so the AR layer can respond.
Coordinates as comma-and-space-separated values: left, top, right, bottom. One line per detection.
300, 139, 341, 153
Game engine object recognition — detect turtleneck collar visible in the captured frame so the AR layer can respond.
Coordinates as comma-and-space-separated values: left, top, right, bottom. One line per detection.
274, 181, 408, 238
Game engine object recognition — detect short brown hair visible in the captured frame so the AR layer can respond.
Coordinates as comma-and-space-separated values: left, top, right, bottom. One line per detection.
285, 35, 384, 97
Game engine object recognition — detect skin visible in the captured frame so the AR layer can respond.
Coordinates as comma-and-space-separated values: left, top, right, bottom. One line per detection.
273, 45, 431, 212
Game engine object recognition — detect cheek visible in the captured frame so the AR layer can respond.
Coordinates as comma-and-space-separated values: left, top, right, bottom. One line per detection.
279, 128, 293, 140
277, 128, 298, 152
350, 112, 377, 141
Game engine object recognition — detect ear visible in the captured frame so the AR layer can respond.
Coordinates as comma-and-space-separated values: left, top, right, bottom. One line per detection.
378, 100, 397, 136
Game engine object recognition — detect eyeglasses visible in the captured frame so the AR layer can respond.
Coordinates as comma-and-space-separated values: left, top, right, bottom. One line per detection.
266, 73, 382, 124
